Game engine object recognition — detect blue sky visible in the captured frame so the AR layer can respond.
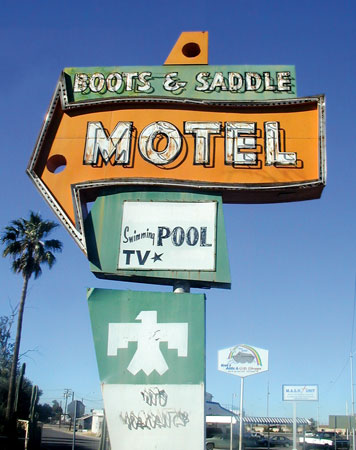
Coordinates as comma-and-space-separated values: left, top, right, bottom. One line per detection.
1, 0, 356, 424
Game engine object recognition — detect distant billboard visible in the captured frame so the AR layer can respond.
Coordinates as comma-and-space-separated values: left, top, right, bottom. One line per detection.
282, 385, 318, 401
218, 344, 268, 378
329, 415, 356, 428
67, 400, 85, 418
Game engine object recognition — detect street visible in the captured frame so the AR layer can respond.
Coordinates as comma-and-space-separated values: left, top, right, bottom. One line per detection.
39, 426, 300, 450
40, 425, 100, 450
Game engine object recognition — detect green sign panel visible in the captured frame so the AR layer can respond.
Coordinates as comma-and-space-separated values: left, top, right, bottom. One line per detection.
64, 64, 296, 104
329, 415, 356, 429
87, 288, 205, 385
84, 189, 231, 289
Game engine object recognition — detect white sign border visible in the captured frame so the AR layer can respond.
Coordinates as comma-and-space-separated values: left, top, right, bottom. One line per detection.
282, 384, 319, 401
217, 344, 269, 378
117, 201, 217, 272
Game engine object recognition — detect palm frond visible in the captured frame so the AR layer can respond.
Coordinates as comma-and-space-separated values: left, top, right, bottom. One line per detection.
1, 212, 63, 280
44, 239, 62, 251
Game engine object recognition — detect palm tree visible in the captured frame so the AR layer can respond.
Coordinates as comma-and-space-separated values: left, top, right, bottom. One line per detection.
1, 211, 62, 421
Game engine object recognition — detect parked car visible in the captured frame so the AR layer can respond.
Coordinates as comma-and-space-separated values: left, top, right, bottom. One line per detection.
206, 432, 266, 449
252, 434, 268, 447
299, 432, 349, 449
251, 433, 265, 439
206, 433, 236, 449
269, 436, 292, 447
206, 427, 224, 439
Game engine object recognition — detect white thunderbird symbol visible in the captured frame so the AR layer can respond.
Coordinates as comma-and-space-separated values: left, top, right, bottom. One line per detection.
107, 311, 188, 376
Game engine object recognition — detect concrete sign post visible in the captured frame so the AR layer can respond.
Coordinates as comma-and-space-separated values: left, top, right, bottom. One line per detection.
87, 288, 205, 450
218, 345, 269, 450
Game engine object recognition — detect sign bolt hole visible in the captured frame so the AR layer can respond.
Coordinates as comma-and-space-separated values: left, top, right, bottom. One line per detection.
182, 42, 201, 58
47, 154, 67, 173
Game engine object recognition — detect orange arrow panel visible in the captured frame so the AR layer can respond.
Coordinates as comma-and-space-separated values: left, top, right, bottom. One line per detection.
28, 87, 325, 252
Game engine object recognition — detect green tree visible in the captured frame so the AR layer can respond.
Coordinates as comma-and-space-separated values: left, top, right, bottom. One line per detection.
0, 314, 15, 425
1, 211, 62, 421
51, 400, 63, 422
36, 403, 53, 423
0, 322, 38, 433
0, 314, 15, 377
307, 418, 317, 432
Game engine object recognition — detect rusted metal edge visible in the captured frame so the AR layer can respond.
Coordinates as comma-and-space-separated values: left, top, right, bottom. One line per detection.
73, 177, 325, 193
27, 171, 86, 252
26, 81, 87, 252
318, 96, 327, 184
27, 81, 62, 174
62, 94, 323, 111
62, 95, 321, 109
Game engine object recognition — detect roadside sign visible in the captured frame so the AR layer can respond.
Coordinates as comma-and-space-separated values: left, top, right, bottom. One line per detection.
282, 385, 318, 401
87, 288, 205, 450
26, 32, 325, 253
67, 400, 85, 418
329, 415, 356, 429
85, 190, 230, 288
26, 31, 326, 450
218, 344, 268, 450
117, 201, 216, 271
64, 64, 297, 103
282, 384, 318, 450
218, 344, 269, 377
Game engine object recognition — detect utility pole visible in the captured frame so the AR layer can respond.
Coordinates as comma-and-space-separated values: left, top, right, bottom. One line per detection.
267, 381, 270, 450
350, 353, 355, 450
63, 389, 73, 416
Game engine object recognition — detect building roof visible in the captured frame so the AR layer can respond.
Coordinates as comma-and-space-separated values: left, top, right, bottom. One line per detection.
206, 398, 310, 426
206, 401, 233, 416
206, 415, 310, 426
243, 416, 310, 425
78, 414, 92, 421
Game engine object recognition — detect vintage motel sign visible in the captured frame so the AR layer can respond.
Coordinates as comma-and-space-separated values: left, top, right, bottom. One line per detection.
27, 32, 326, 254
87, 288, 205, 450
84, 190, 230, 288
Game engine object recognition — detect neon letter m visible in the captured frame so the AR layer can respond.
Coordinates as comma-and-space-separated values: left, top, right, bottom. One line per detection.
83, 121, 132, 165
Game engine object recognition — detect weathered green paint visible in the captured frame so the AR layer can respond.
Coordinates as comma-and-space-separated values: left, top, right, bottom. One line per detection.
64, 65, 296, 104
87, 288, 205, 385
84, 189, 231, 288
329, 415, 356, 428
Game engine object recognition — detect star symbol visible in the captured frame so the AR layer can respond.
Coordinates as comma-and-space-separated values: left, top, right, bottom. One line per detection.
151, 252, 163, 262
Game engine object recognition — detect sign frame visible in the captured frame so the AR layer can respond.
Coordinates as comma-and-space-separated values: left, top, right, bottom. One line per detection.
117, 200, 217, 271
84, 189, 231, 288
